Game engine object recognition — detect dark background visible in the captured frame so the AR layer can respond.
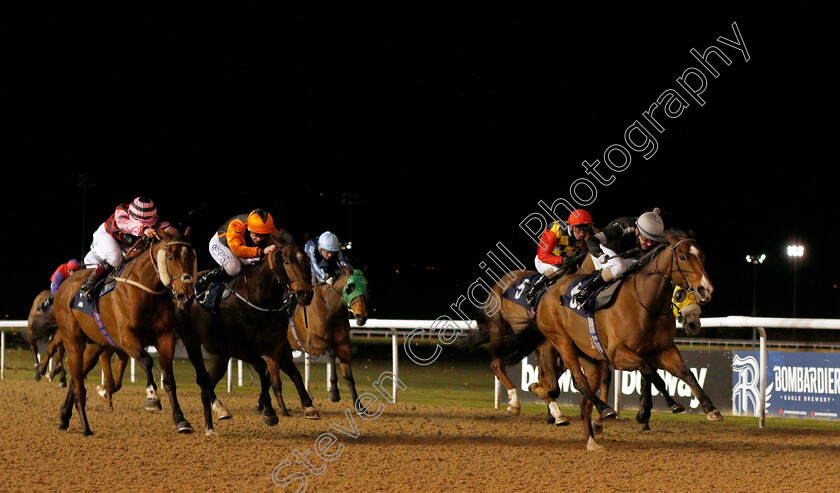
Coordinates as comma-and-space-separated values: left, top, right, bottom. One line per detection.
3, 4, 838, 332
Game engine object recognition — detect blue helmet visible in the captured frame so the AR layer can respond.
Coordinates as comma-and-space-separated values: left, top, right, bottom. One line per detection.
318, 231, 341, 252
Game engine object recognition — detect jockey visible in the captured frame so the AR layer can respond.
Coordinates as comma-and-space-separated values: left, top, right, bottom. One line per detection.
80, 197, 174, 302
38, 259, 83, 311
304, 231, 351, 285
526, 209, 594, 303
195, 209, 279, 293
571, 207, 664, 308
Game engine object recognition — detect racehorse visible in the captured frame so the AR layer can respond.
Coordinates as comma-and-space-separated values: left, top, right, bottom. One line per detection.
181, 230, 318, 432
274, 267, 369, 413
52, 227, 197, 436
536, 233, 719, 451
26, 290, 66, 386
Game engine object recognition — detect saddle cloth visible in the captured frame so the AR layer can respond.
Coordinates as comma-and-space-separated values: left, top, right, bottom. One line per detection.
502, 273, 545, 317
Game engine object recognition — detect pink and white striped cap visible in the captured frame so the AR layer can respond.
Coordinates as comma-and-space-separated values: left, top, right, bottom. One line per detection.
128, 197, 158, 224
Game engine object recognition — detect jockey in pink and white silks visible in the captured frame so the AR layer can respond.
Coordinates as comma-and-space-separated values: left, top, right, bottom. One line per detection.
80, 197, 173, 301
570, 208, 665, 309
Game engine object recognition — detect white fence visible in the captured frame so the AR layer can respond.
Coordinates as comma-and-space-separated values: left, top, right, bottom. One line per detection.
5, 316, 840, 426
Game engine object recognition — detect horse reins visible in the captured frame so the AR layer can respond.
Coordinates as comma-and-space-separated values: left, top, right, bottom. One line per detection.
114, 239, 196, 297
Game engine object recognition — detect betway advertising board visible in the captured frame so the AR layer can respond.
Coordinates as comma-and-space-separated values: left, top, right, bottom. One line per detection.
508, 349, 840, 420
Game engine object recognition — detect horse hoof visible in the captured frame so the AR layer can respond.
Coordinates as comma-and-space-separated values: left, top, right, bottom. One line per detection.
34, 372, 41, 382
641, 423, 651, 431
58, 423, 69, 431
555, 417, 571, 427
212, 400, 232, 420
262, 414, 279, 426
670, 403, 685, 414
329, 394, 340, 403
707, 409, 724, 421
83, 429, 94, 437
96, 385, 108, 399
507, 405, 521, 416
586, 437, 604, 452
205, 428, 217, 437
592, 421, 603, 434
176, 421, 194, 434
601, 407, 618, 420
304, 407, 321, 420
59, 381, 67, 388
145, 399, 162, 412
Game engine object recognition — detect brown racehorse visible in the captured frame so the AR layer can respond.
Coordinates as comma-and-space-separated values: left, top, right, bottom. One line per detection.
26, 290, 66, 386
53, 227, 197, 436
537, 233, 719, 451
275, 267, 369, 413
181, 230, 318, 432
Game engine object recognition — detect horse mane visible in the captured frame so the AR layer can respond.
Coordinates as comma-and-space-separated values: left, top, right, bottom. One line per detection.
272, 228, 296, 247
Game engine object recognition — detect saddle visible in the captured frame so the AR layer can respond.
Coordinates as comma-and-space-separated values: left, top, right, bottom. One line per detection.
70, 263, 129, 348
502, 273, 546, 318
196, 276, 237, 317
562, 275, 623, 318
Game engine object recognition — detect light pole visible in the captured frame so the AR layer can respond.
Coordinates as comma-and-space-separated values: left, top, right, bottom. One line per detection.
786, 244, 805, 340
746, 253, 766, 341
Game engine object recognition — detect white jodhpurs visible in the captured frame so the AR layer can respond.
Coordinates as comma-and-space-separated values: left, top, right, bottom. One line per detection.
590, 245, 636, 280
534, 255, 560, 275
208, 234, 244, 276
83, 223, 126, 269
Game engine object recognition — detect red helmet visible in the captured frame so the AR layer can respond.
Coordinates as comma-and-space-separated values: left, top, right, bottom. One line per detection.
567, 209, 593, 227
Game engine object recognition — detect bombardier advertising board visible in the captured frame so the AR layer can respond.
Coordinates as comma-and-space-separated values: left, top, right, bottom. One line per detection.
733, 350, 840, 420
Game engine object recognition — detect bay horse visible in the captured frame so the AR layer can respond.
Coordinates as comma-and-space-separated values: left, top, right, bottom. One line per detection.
26, 290, 66, 386
273, 267, 369, 413
52, 226, 197, 436
181, 230, 318, 433
536, 233, 719, 451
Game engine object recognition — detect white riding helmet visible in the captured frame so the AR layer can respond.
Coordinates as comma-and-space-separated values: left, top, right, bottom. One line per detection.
636, 208, 664, 240
318, 231, 341, 252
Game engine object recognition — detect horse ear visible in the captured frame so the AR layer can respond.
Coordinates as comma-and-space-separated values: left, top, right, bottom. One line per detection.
184, 226, 192, 240
688, 229, 695, 239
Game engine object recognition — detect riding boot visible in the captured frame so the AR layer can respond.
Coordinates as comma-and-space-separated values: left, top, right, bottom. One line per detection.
526, 274, 551, 304
195, 265, 231, 294
79, 260, 114, 303
572, 274, 608, 309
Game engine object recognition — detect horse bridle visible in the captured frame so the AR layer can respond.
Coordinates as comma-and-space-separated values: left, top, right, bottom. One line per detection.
267, 244, 308, 298
150, 239, 197, 297
634, 239, 700, 316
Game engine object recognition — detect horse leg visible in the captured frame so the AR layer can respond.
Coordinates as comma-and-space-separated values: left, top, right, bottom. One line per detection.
38, 336, 59, 378
592, 362, 611, 434
636, 370, 654, 431
276, 352, 320, 420
529, 343, 569, 426
54, 342, 67, 388
179, 331, 218, 435
649, 370, 685, 413
71, 342, 104, 436
266, 357, 290, 417
30, 337, 41, 381
656, 346, 723, 421
110, 351, 129, 395
336, 341, 361, 406
548, 334, 616, 420
580, 357, 605, 451
156, 333, 193, 433
327, 352, 341, 403
246, 355, 279, 426
207, 352, 233, 420
133, 349, 162, 412
96, 349, 116, 409
490, 358, 520, 416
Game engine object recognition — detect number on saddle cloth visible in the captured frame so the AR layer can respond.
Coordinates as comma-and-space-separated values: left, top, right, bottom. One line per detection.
502, 273, 544, 313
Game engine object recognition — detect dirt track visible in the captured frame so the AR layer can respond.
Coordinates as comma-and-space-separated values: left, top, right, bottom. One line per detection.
2, 378, 839, 492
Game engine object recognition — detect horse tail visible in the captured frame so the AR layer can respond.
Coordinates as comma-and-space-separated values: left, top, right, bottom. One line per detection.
457, 307, 491, 352
500, 323, 546, 366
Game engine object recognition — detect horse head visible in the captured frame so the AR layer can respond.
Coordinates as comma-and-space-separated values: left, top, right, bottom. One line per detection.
665, 233, 713, 305
339, 268, 369, 326
154, 226, 197, 308
270, 230, 314, 306
673, 285, 702, 336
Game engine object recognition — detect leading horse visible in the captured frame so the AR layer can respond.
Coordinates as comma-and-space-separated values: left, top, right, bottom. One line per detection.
181, 230, 318, 433
273, 267, 369, 413
537, 233, 720, 450
52, 227, 197, 436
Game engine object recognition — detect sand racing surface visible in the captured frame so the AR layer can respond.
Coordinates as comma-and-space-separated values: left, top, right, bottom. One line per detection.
2, 378, 840, 492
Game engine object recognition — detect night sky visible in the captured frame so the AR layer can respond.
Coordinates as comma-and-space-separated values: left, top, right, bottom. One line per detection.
3, 4, 839, 324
